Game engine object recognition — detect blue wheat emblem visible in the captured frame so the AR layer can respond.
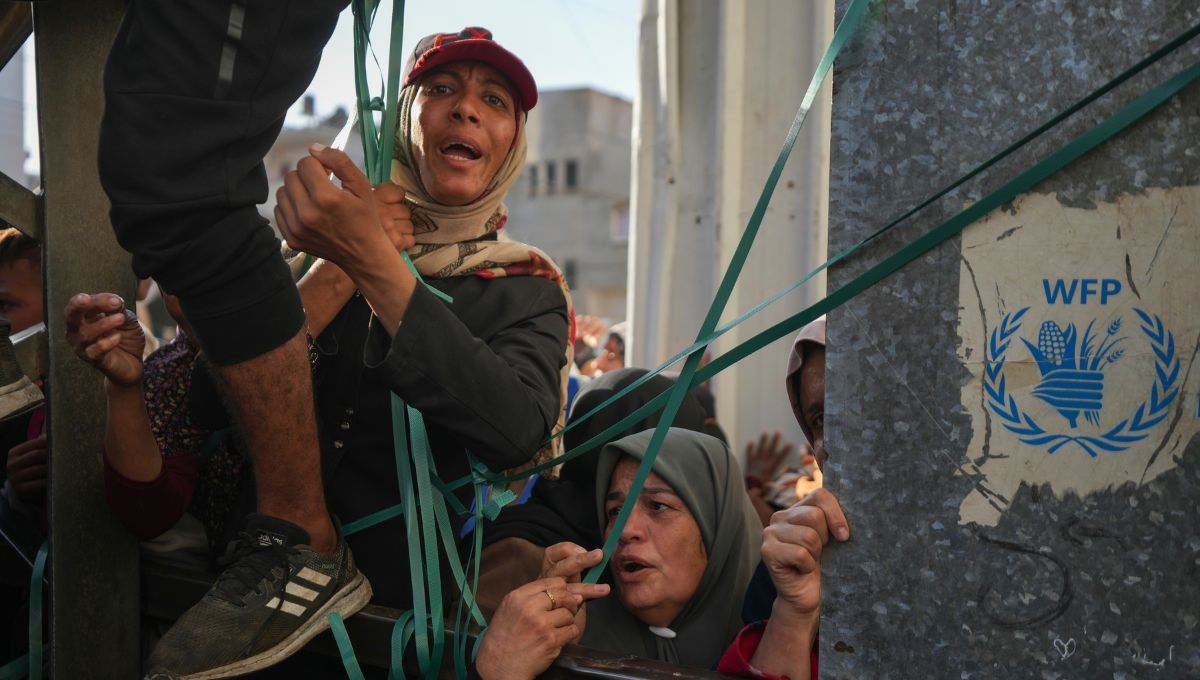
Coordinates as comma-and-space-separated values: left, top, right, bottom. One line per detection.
1022, 318, 1125, 428
984, 308, 1179, 457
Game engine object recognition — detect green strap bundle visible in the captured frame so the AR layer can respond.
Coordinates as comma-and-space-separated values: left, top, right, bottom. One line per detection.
341, 3, 484, 678
332, 0, 1200, 675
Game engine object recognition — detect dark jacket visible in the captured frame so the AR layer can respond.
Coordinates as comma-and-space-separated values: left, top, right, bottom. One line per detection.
313, 275, 569, 608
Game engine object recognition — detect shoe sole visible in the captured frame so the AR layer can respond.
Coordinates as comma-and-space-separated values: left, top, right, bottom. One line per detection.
176, 572, 373, 680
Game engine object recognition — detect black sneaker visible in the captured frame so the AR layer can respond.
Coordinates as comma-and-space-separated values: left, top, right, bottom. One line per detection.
143, 514, 372, 679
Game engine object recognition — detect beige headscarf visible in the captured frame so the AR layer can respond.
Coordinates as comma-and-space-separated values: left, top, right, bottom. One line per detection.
389, 83, 575, 470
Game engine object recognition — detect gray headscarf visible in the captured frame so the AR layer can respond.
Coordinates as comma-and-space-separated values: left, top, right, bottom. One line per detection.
581, 428, 762, 668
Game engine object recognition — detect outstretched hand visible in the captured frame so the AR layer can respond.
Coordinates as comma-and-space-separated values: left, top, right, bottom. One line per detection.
539, 542, 608, 639
745, 431, 794, 485
762, 488, 850, 618
476, 576, 610, 680
64, 293, 145, 388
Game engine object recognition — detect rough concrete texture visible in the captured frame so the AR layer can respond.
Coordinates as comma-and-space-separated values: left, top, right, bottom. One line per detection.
823, 1, 1199, 677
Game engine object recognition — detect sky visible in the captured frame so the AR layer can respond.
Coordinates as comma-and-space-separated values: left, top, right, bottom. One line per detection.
292, 0, 640, 126
22, 0, 640, 176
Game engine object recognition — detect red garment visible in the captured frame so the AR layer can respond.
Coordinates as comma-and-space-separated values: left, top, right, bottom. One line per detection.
716, 621, 818, 680
103, 452, 198, 539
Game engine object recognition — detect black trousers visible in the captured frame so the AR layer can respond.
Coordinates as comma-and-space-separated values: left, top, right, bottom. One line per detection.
98, 0, 348, 365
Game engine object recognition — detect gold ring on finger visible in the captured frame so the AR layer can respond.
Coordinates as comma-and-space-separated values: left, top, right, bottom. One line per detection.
544, 589, 556, 609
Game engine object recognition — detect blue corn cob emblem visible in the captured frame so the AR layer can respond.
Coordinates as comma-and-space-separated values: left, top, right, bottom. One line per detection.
1021, 317, 1125, 428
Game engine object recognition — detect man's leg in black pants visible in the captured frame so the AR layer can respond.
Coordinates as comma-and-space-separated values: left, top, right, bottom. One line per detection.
99, 1, 370, 676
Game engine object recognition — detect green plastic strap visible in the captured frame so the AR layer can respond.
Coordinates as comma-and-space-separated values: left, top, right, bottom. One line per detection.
457, 479, 488, 678
585, 0, 870, 584
350, 0, 383, 178
406, 403, 446, 677
27, 541, 46, 680
416, 430, 486, 644
481, 489, 517, 520
329, 613, 367, 680
389, 610, 416, 680
351, 0, 453, 305
432, 474, 470, 517
389, 400, 433, 675
343, 504, 404, 536
347, 467, 516, 534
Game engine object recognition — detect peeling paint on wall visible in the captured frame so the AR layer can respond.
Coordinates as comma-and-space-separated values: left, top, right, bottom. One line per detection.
956, 186, 1199, 526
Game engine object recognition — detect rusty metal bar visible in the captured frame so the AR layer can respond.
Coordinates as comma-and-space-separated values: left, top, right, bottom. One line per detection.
142, 564, 738, 679
33, 1, 140, 677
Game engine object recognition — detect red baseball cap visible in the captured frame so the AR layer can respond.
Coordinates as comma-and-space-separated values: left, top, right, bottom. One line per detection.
403, 26, 538, 112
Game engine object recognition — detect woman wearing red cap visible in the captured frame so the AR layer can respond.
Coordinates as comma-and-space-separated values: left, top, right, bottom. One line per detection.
120, 26, 580, 678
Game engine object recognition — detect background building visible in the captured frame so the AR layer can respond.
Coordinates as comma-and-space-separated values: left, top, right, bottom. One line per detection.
504, 87, 632, 324
261, 99, 363, 225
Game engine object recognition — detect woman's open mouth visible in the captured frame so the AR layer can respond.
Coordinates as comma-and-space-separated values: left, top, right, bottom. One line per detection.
440, 141, 481, 161
614, 556, 654, 582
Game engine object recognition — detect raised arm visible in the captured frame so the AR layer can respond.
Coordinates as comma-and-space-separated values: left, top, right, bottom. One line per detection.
748, 488, 850, 680
65, 293, 158, 481
67, 293, 199, 539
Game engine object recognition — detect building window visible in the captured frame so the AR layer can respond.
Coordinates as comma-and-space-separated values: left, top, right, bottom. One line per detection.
528, 164, 539, 197
565, 159, 579, 191
546, 160, 557, 194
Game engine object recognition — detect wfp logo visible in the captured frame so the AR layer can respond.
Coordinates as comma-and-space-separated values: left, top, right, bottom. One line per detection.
983, 278, 1180, 457
1026, 317, 1125, 428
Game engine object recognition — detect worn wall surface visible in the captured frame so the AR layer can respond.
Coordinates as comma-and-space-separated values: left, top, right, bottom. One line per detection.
824, 1, 1199, 677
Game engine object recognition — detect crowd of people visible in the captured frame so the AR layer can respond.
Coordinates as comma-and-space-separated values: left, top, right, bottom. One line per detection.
0, 6, 849, 679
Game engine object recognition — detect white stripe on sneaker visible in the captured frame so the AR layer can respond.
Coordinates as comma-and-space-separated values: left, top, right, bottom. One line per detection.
286, 582, 319, 601
279, 600, 307, 617
266, 596, 308, 617
297, 567, 331, 586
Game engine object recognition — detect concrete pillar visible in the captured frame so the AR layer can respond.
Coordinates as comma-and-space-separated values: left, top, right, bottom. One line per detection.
627, 0, 833, 451
823, 1, 1199, 675
34, 2, 140, 676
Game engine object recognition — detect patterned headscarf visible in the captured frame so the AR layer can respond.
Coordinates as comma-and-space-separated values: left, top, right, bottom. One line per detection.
390, 81, 575, 470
